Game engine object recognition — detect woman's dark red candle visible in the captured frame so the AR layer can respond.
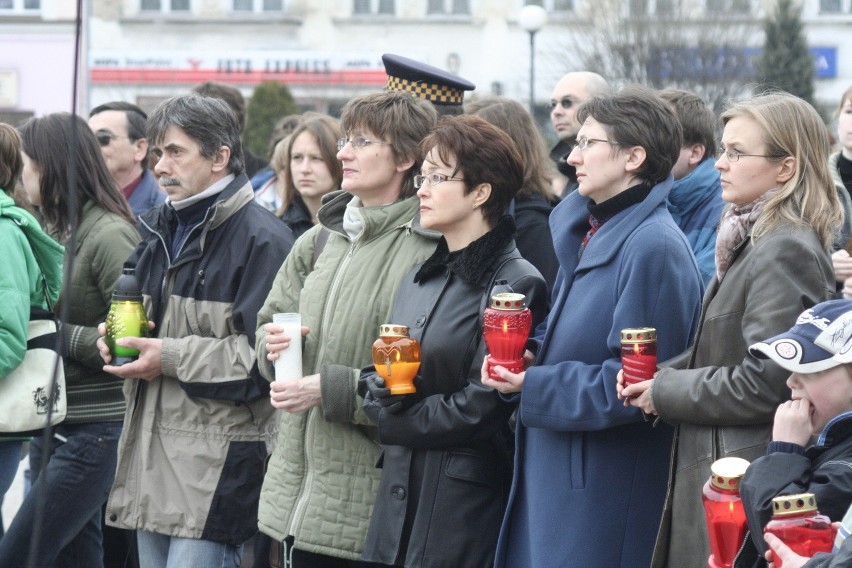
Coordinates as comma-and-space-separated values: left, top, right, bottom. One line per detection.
484, 293, 532, 380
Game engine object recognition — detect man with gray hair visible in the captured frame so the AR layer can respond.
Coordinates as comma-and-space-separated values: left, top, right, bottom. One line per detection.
98, 94, 294, 567
548, 71, 610, 197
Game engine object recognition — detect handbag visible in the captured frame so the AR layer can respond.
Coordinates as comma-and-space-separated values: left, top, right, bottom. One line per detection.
0, 287, 66, 435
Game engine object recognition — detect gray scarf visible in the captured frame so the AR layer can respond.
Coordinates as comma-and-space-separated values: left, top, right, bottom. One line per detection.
714, 188, 778, 281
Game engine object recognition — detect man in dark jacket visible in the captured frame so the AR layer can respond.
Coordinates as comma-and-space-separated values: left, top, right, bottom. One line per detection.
548, 71, 609, 197
89, 101, 166, 218
98, 94, 294, 567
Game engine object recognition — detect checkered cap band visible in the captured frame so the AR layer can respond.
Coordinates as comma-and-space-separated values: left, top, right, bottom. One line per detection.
386, 76, 464, 105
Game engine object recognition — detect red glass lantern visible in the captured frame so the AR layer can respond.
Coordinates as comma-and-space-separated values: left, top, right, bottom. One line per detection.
764, 493, 836, 568
702, 457, 750, 568
483, 293, 532, 380
372, 324, 421, 395
620, 328, 657, 386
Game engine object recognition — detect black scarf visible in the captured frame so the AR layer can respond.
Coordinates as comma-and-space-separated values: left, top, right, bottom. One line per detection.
414, 215, 516, 287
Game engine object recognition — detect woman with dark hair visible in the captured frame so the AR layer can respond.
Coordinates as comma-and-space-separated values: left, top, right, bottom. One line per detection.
359, 115, 548, 568
0, 123, 64, 536
0, 113, 139, 567
485, 86, 704, 568
467, 96, 560, 295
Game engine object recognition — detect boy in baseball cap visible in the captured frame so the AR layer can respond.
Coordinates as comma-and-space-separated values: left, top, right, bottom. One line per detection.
732, 299, 852, 567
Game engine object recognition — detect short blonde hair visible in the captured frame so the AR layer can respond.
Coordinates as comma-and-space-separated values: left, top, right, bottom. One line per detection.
721, 93, 842, 251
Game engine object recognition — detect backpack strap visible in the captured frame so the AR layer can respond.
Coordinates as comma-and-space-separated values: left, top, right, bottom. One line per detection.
311, 227, 330, 271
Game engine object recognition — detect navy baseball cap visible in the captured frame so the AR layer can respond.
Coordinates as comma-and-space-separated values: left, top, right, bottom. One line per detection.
382, 53, 475, 108
749, 299, 852, 373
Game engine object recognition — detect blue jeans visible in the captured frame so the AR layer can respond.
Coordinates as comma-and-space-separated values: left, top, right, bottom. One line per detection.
136, 531, 243, 568
0, 421, 121, 568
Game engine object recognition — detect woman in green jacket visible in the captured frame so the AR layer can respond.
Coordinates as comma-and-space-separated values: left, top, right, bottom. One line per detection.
0, 122, 64, 532
0, 114, 139, 567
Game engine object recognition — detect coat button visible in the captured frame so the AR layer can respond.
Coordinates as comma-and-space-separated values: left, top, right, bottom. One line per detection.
109, 514, 117, 522
415, 317, 426, 328
391, 486, 406, 500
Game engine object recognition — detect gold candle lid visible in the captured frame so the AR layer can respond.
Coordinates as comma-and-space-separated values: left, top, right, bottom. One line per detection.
489, 293, 527, 310
621, 328, 657, 343
771, 493, 819, 517
709, 457, 750, 491
379, 324, 410, 338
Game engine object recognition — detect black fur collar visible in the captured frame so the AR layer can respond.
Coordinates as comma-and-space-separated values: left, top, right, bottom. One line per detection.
414, 215, 516, 286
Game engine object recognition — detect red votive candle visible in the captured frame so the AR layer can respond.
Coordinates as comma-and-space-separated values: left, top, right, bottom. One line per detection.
620, 328, 657, 386
484, 293, 532, 381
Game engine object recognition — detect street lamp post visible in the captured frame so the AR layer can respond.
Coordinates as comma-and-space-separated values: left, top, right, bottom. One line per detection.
519, 4, 548, 115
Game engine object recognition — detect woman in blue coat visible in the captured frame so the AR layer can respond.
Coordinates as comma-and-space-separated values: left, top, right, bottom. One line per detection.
484, 86, 704, 568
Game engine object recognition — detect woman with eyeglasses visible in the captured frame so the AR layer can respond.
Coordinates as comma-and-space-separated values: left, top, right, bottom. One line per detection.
0, 113, 139, 567
483, 86, 704, 568
254, 91, 440, 567
357, 115, 547, 568
618, 93, 842, 568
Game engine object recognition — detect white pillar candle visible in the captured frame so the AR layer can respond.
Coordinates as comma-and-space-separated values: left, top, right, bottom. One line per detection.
272, 313, 302, 382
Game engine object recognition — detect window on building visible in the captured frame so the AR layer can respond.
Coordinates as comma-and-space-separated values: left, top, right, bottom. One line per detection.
0, 0, 40, 10
705, 0, 750, 14
819, 0, 842, 12
525, 0, 573, 11
232, 0, 283, 12
630, 0, 649, 15
140, 0, 190, 11
353, 0, 394, 15
427, 0, 470, 14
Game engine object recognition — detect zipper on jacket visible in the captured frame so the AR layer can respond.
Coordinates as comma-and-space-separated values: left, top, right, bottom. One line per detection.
288, 238, 359, 538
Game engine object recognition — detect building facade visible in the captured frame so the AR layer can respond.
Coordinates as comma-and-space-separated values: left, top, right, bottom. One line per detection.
0, 0, 850, 126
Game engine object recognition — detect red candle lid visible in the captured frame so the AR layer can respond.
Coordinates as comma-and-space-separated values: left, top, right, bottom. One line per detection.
771, 493, 819, 517
489, 293, 527, 310
620, 328, 657, 343
709, 457, 750, 491
379, 324, 410, 338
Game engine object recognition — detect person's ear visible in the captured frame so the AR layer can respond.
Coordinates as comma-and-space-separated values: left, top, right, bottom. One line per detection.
212, 145, 231, 172
775, 156, 795, 184
471, 183, 491, 209
687, 143, 706, 166
624, 146, 647, 175
133, 138, 149, 166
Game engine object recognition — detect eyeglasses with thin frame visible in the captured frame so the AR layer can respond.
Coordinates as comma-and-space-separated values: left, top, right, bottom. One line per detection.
575, 137, 617, 151
95, 131, 129, 147
336, 136, 389, 152
550, 97, 576, 111
413, 172, 465, 189
717, 146, 785, 163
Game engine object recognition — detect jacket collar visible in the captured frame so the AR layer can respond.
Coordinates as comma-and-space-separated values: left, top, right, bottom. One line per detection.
317, 190, 441, 242
414, 215, 516, 287
815, 410, 852, 448
551, 175, 674, 272
142, 172, 254, 236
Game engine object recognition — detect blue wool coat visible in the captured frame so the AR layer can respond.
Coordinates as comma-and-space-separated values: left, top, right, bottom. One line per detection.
494, 178, 704, 568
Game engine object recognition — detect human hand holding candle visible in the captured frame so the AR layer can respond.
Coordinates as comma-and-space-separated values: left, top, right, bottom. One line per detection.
481, 350, 533, 394
618, 371, 657, 414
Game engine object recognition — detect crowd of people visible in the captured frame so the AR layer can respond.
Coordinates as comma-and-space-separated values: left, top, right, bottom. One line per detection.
1, 53, 852, 568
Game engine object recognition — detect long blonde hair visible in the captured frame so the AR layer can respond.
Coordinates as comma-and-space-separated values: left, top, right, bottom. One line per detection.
720, 93, 842, 250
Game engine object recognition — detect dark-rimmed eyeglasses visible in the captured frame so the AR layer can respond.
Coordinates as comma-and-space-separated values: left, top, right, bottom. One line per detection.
717, 146, 785, 163
550, 97, 576, 111
95, 131, 129, 147
336, 137, 389, 151
413, 173, 465, 189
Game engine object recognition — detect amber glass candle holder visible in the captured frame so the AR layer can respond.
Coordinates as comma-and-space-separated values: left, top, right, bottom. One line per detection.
372, 324, 421, 395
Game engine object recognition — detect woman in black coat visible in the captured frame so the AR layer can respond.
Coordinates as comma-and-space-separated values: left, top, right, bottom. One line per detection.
359, 115, 547, 568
